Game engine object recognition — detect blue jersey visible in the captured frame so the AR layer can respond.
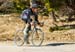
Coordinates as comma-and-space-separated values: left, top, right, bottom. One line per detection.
21, 8, 38, 20
21, 8, 39, 24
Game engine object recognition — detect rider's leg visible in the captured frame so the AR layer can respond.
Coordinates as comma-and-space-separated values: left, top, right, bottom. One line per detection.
23, 23, 31, 44
22, 18, 31, 44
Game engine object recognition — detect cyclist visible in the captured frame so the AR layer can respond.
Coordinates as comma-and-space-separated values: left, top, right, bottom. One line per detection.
21, 4, 42, 44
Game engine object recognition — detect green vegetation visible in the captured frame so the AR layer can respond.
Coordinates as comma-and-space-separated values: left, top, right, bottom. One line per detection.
49, 25, 73, 32
49, 26, 67, 32
0, 0, 75, 14
13, 0, 30, 13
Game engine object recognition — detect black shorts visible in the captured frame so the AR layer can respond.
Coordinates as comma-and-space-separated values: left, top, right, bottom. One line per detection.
22, 18, 32, 24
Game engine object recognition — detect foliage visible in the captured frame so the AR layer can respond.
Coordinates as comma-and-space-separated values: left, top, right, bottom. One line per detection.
0, 0, 75, 14
49, 25, 70, 32
13, 0, 30, 13
44, 0, 66, 11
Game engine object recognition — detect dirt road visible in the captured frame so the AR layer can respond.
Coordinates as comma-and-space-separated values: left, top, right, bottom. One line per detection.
0, 41, 75, 52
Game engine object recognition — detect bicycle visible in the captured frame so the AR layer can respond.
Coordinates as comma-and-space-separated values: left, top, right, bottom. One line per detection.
14, 19, 44, 46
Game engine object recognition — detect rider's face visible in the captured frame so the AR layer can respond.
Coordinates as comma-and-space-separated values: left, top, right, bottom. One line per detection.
32, 8, 38, 13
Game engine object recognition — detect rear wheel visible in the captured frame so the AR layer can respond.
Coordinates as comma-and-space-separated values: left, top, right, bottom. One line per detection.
31, 29, 44, 46
14, 30, 24, 46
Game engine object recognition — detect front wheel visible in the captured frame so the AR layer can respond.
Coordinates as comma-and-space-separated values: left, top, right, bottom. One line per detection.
14, 30, 24, 46
31, 29, 44, 46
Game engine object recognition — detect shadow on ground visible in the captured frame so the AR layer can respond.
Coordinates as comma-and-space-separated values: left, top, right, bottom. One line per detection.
45, 43, 75, 46
23, 43, 75, 47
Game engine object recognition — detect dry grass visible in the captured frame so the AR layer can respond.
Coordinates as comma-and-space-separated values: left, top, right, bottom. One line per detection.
0, 14, 75, 43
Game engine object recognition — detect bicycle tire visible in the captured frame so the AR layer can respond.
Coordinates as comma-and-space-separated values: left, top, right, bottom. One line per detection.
14, 30, 24, 46
31, 28, 44, 46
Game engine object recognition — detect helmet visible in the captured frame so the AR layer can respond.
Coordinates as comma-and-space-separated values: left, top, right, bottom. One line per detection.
31, 4, 38, 8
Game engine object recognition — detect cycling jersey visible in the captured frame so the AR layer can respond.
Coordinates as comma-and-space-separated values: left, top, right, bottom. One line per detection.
21, 8, 39, 24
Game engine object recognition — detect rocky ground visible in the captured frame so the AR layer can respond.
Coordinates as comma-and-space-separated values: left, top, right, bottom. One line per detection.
0, 13, 75, 43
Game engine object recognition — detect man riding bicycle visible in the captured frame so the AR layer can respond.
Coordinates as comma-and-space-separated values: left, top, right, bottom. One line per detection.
21, 4, 42, 44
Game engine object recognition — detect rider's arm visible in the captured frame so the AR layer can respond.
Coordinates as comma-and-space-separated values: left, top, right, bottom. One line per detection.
34, 13, 40, 25
34, 13, 44, 27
